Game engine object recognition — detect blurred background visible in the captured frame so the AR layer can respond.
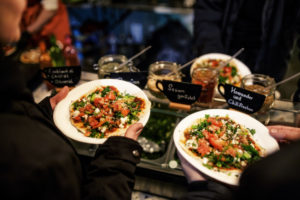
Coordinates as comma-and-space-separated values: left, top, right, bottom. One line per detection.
66, 0, 194, 74
64, 0, 299, 100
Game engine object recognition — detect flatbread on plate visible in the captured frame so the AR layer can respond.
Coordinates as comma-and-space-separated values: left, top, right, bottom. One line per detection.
69, 85, 149, 138
54, 79, 151, 144
173, 109, 279, 185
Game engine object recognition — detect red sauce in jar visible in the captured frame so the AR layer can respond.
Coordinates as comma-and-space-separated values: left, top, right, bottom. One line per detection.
192, 67, 218, 103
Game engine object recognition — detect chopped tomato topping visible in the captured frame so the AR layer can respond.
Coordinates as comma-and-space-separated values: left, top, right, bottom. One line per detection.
109, 86, 118, 91
121, 109, 130, 116
210, 59, 219, 67
223, 66, 232, 73
112, 101, 123, 112
226, 146, 237, 157
240, 136, 249, 146
197, 139, 211, 156
84, 104, 94, 113
134, 97, 145, 109
208, 134, 225, 151
88, 116, 99, 128
84, 131, 91, 137
207, 117, 223, 127
73, 113, 85, 122
202, 129, 210, 139
73, 116, 81, 122
107, 91, 116, 100
94, 97, 104, 107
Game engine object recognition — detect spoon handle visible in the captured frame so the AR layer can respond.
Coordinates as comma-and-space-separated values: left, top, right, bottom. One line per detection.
265, 71, 300, 91
117, 46, 152, 70
167, 57, 198, 76
217, 48, 245, 71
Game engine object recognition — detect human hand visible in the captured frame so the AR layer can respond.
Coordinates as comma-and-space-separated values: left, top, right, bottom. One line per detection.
177, 151, 207, 183
50, 86, 69, 110
267, 125, 300, 142
124, 123, 144, 141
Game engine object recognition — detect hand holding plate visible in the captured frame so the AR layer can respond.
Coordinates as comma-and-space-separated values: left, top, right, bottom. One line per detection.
267, 125, 300, 142
50, 86, 69, 110
124, 123, 144, 141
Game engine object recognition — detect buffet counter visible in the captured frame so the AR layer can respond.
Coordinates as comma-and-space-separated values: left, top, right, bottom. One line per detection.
33, 71, 300, 199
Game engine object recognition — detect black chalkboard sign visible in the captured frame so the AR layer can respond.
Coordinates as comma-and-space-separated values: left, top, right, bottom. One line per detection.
155, 80, 202, 105
218, 83, 266, 114
105, 71, 148, 89
42, 66, 81, 87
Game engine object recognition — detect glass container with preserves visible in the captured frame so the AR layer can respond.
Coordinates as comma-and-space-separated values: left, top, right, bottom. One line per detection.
191, 67, 219, 105
147, 61, 182, 98
97, 54, 133, 78
241, 74, 276, 113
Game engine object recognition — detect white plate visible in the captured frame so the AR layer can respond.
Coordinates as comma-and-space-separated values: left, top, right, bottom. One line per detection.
53, 79, 151, 144
173, 109, 279, 186
190, 53, 251, 78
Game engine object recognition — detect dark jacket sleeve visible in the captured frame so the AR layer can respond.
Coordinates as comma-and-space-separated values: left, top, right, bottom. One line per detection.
37, 96, 54, 122
235, 140, 300, 200
194, 0, 226, 55
180, 181, 233, 200
82, 136, 142, 200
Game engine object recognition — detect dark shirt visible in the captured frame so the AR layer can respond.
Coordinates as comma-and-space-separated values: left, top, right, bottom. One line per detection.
0, 50, 142, 199
180, 140, 300, 200
233, 0, 265, 47
194, 0, 300, 82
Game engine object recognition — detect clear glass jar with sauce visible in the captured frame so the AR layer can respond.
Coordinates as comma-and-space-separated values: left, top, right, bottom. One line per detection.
147, 61, 182, 98
241, 74, 276, 113
97, 54, 134, 78
191, 67, 219, 105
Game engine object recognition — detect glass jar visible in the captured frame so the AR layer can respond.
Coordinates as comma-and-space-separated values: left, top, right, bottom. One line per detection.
97, 54, 132, 78
241, 74, 276, 113
191, 67, 219, 104
147, 61, 182, 98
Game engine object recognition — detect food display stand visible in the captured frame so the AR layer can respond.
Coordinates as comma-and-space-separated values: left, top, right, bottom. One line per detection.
32, 70, 300, 199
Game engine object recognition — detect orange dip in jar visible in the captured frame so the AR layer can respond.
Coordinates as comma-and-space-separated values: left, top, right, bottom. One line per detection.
242, 74, 275, 113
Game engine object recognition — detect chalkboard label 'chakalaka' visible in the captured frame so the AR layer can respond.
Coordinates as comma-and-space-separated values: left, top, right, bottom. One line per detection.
43, 66, 81, 87
155, 80, 202, 105
218, 83, 266, 114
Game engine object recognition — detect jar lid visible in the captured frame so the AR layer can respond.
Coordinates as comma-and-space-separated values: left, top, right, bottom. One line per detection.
98, 54, 127, 66
148, 61, 180, 77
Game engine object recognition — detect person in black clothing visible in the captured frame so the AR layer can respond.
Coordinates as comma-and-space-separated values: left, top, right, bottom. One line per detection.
193, 0, 300, 82
179, 125, 300, 200
0, 0, 144, 199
